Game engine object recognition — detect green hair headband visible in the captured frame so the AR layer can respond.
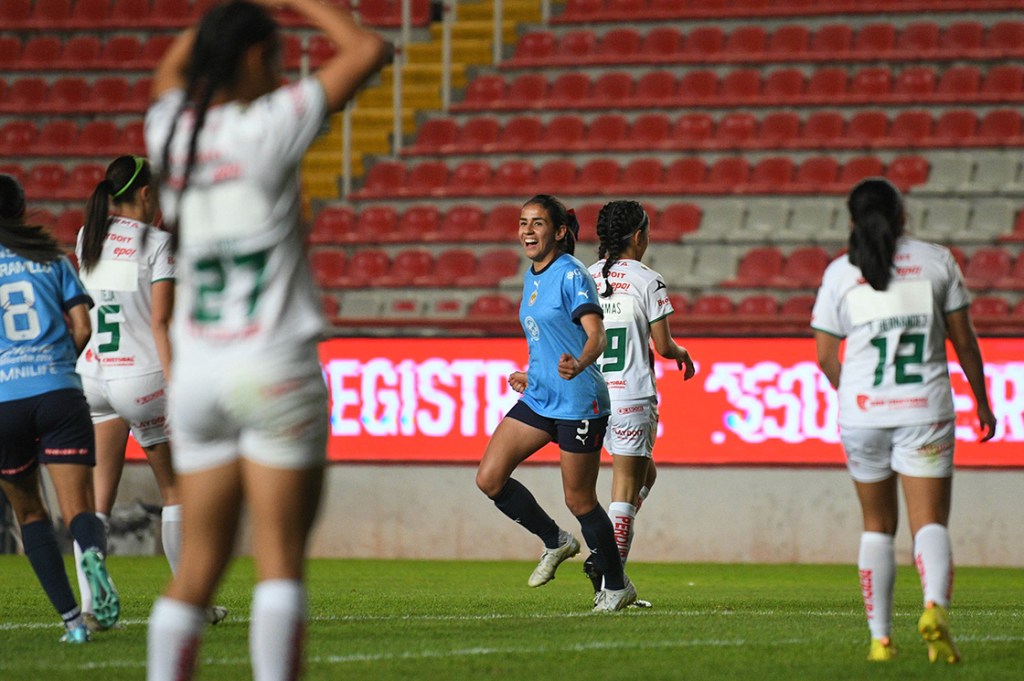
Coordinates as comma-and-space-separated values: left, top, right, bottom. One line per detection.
112, 156, 146, 199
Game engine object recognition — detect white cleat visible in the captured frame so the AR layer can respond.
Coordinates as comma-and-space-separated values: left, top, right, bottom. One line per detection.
206, 605, 229, 625
593, 576, 637, 612
528, 530, 581, 588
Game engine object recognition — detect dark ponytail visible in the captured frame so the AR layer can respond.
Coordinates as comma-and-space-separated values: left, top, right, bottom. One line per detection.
847, 178, 905, 291
81, 155, 152, 273
0, 174, 63, 263
523, 193, 578, 256
160, 1, 278, 250
596, 200, 648, 298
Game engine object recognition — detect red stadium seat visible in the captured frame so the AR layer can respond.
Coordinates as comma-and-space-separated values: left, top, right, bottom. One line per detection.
767, 25, 809, 59
433, 204, 484, 242
853, 23, 896, 56
810, 24, 852, 57
0, 38, 21, 71
446, 161, 491, 196
683, 26, 724, 59
780, 295, 815, 316
772, 246, 830, 288
21, 37, 62, 70
98, 35, 140, 69
321, 294, 339, 318
665, 157, 706, 189
716, 113, 758, 148
667, 293, 689, 314
71, 0, 112, 27
394, 205, 440, 242
888, 111, 933, 147
35, 120, 78, 155
691, 295, 734, 316
506, 73, 549, 106
673, 113, 715, 148
63, 35, 103, 69
423, 248, 478, 286
495, 116, 544, 152
839, 156, 885, 188
307, 35, 336, 69
977, 109, 1022, 144
405, 160, 451, 196
336, 249, 389, 288
627, 113, 671, 149
24, 164, 66, 201
410, 118, 457, 154
658, 203, 702, 240
619, 158, 664, 194
578, 158, 621, 194
847, 111, 890, 145
49, 77, 92, 113
53, 209, 84, 245
935, 65, 980, 100
543, 115, 586, 151
112, 0, 151, 24
720, 69, 760, 104
886, 155, 929, 191
126, 78, 153, 112
993, 252, 1024, 289
737, 294, 779, 315
894, 66, 936, 101
849, 67, 893, 102
591, 72, 634, 105
987, 21, 1024, 55
724, 26, 767, 58
746, 157, 794, 193
89, 76, 132, 112
805, 68, 847, 102
482, 204, 521, 242
759, 112, 801, 146
583, 114, 628, 150
309, 206, 355, 245
453, 117, 500, 152
461, 75, 506, 109
800, 112, 845, 148
492, 160, 535, 195
458, 249, 520, 287
78, 121, 120, 156
762, 69, 804, 102
706, 157, 749, 192
548, 73, 591, 108
896, 22, 940, 57
678, 70, 718, 102
62, 164, 105, 200
357, 160, 406, 199
943, 21, 984, 55
640, 27, 682, 60
377, 248, 434, 287
27, 0, 71, 28
535, 159, 577, 194
0, 121, 37, 155
345, 205, 398, 244
598, 28, 641, 60
140, 35, 176, 68
970, 295, 1009, 318
932, 109, 977, 146
468, 294, 516, 317
979, 65, 1023, 101
572, 202, 602, 242
310, 250, 349, 288
634, 70, 678, 106
793, 156, 840, 192
513, 31, 556, 64
964, 247, 1012, 289
724, 246, 784, 287
556, 30, 597, 61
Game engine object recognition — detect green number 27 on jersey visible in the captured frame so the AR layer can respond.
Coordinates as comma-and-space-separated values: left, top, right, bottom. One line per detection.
192, 249, 269, 323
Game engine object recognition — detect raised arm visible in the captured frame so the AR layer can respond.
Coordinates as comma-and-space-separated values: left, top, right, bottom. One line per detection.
151, 28, 195, 101
945, 308, 996, 442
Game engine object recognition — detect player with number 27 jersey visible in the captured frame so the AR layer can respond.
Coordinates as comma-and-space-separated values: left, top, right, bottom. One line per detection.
811, 238, 970, 429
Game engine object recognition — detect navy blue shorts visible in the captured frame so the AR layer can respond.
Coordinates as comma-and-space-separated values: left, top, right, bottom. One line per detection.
0, 389, 95, 480
507, 400, 608, 453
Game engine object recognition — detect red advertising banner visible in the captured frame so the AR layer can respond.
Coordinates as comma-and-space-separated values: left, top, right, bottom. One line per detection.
128, 337, 1023, 467
316, 337, 1022, 467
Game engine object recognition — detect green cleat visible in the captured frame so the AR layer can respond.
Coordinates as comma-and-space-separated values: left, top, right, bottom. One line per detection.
918, 604, 961, 664
59, 624, 90, 644
81, 548, 120, 630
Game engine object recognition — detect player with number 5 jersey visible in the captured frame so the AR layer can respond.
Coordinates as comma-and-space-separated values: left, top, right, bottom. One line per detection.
812, 178, 995, 664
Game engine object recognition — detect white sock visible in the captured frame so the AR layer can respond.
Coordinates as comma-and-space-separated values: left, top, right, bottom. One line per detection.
147, 597, 206, 681
914, 523, 953, 608
637, 485, 651, 510
859, 532, 895, 640
72, 541, 92, 614
608, 502, 637, 565
250, 580, 307, 681
161, 504, 183, 576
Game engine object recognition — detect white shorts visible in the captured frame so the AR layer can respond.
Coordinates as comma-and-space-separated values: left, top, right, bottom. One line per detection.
840, 420, 956, 483
169, 351, 328, 474
603, 397, 658, 458
82, 371, 169, 448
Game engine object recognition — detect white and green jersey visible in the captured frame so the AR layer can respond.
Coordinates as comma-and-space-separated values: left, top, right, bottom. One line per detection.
144, 77, 328, 360
588, 258, 675, 401
811, 237, 970, 429
76, 217, 175, 378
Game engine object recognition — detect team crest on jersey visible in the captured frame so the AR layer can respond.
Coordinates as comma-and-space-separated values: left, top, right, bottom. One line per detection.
524, 316, 540, 341
528, 281, 539, 306
566, 270, 578, 281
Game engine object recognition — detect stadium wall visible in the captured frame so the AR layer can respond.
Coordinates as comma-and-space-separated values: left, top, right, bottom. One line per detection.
116, 464, 1024, 567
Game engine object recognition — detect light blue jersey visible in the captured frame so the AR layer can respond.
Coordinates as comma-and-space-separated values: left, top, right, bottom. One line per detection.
520, 252, 610, 420
0, 247, 92, 401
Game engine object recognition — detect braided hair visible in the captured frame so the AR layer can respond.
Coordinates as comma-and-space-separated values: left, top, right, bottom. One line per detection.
523, 194, 578, 256
596, 200, 648, 298
847, 178, 905, 291
159, 1, 278, 249
0, 174, 63, 263
80, 155, 152, 273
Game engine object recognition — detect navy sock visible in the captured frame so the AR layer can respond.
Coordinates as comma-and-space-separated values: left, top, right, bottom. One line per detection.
577, 505, 625, 590
490, 478, 561, 548
69, 512, 106, 555
21, 520, 81, 622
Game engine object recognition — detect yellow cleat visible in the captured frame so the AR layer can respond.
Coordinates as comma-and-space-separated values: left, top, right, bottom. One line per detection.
918, 604, 961, 664
867, 638, 897, 661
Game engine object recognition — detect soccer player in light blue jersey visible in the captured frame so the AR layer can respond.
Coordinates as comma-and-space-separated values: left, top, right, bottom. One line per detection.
0, 174, 119, 643
476, 194, 637, 612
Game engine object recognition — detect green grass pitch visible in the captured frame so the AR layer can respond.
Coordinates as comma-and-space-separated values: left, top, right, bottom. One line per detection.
1, 556, 1022, 680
